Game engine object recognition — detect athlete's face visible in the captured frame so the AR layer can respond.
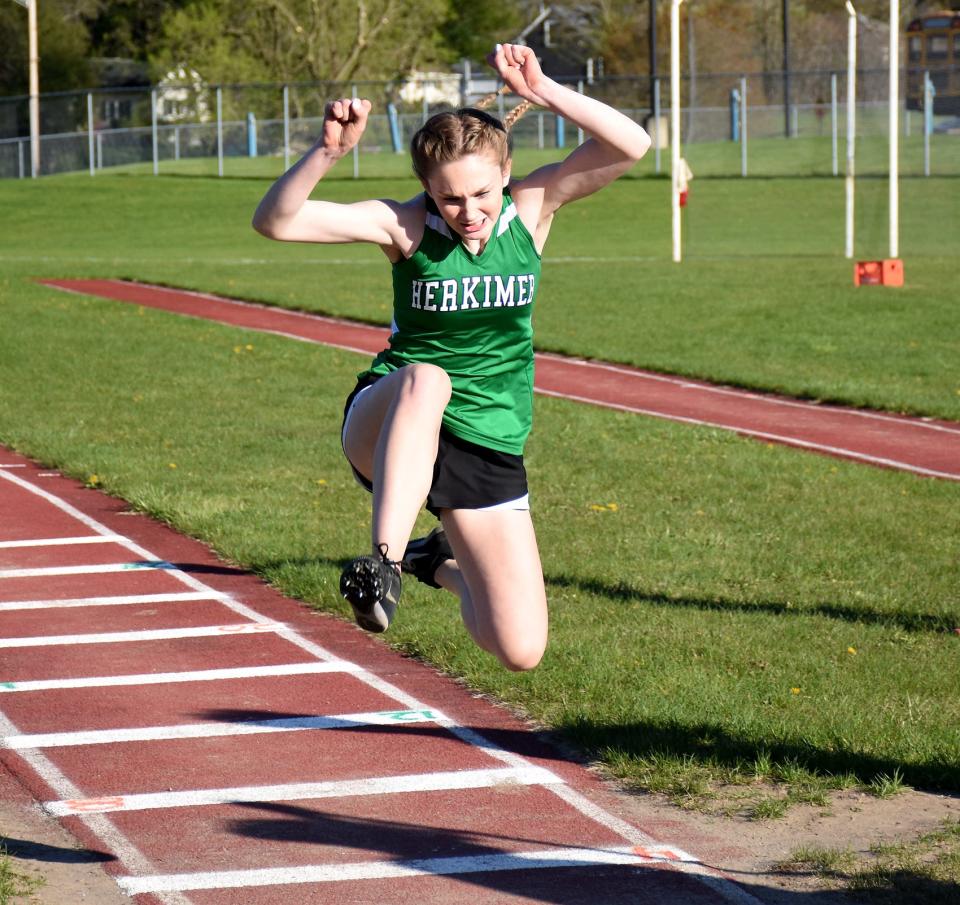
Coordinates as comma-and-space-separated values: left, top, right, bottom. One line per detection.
423, 153, 511, 249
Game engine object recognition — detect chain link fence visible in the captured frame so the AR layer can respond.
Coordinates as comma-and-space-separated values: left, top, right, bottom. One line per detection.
1, 70, 956, 180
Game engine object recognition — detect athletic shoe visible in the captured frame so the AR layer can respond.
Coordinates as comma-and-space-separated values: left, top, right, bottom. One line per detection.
400, 527, 453, 589
339, 545, 401, 633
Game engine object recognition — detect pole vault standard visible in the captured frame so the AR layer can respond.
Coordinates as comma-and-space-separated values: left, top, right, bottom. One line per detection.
9, 0, 39, 178
671, 0, 684, 263
888, 0, 900, 259
845, 2, 857, 259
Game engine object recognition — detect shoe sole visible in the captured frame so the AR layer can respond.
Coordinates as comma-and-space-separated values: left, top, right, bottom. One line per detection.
340, 557, 397, 633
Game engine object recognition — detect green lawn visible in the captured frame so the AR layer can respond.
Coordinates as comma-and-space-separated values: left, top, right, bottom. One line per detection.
0, 163, 957, 811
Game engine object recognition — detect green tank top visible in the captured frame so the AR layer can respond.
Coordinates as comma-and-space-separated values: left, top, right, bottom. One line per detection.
363, 187, 541, 455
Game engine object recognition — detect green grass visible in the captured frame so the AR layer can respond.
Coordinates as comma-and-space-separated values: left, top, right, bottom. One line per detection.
0, 161, 958, 812
0, 845, 43, 904
777, 820, 960, 904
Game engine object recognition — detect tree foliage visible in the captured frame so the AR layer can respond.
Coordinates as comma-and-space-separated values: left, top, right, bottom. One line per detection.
0, 0, 96, 95
148, 0, 452, 85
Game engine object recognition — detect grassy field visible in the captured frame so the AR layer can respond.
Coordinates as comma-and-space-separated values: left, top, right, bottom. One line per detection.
0, 156, 958, 822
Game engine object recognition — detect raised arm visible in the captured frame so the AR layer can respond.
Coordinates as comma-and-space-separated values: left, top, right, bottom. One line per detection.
252, 98, 410, 251
490, 44, 651, 225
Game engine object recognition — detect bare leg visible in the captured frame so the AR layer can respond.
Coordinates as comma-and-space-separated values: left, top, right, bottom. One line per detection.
342, 364, 451, 562
437, 508, 548, 671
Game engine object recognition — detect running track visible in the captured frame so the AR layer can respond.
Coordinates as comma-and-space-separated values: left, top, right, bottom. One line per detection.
1, 452, 762, 904
39, 279, 960, 482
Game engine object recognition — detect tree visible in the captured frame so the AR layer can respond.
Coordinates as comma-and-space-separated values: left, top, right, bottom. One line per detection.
0, 0, 96, 96
440, 0, 523, 63
149, 0, 452, 87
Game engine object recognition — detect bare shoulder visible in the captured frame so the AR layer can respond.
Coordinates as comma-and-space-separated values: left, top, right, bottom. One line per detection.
382, 193, 427, 262
509, 166, 561, 254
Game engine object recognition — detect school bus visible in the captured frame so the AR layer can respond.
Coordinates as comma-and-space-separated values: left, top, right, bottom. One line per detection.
906, 10, 960, 114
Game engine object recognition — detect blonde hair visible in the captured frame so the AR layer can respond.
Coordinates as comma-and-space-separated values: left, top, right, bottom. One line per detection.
410, 87, 532, 182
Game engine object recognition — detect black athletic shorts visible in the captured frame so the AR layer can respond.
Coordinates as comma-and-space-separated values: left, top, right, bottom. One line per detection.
341, 374, 529, 517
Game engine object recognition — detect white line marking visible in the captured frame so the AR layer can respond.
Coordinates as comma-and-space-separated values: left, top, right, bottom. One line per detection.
0, 466, 764, 905
45, 765, 564, 815
0, 622, 283, 649
0, 464, 27, 468
0, 535, 124, 549
116, 845, 683, 894
540, 353, 960, 437
535, 388, 960, 481
0, 591, 223, 612
0, 561, 174, 579
0, 710, 192, 905
0, 661, 362, 693
5, 709, 440, 749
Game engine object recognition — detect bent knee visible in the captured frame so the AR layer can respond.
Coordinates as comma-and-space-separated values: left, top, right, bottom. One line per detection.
398, 363, 452, 405
497, 638, 546, 672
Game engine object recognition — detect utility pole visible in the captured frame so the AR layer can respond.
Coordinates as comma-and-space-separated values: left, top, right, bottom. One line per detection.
10, 0, 39, 177
782, 0, 791, 138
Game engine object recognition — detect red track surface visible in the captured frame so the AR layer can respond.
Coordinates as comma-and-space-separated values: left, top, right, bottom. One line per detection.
40, 278, 960, 482
0, 453, 763, 904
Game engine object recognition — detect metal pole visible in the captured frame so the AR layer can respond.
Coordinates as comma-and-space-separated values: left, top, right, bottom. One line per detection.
27, 0, 39, 177
923, 70, 932, 177
831, 73, 838, 176
352, 83, 359, 179
782, 0, 791, 139
888, 0, 899, 259
649, 0, 658, 116
87, 92, 95, 177
845, 2, 857, 260
151, 88, 159, 176
577, 80, 585, 144
216, 85, 223, 178
671, 0, 684, 264
740, 76, 748, 178
283, 85, 290, 171
18, 139, 24, 179
653, 78, 661, 174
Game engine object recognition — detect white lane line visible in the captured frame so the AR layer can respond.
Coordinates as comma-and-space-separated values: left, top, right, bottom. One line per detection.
116, 844, 690, 894
542, 353, 960, 437
0, 710, 193, 905
0, 622, 284, 649
4, 708, 440, 749
0, 661, 363, 693
0, 464, 27, 468
45, 765, 564, 815
536, 387, 960, 481
0, 591, 223, 612
0, 561, 174, 579
0, 535, 125, 549
1, 466, 762, 905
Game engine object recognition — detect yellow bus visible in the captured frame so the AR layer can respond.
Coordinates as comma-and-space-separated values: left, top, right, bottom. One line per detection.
906, 10, 960, 114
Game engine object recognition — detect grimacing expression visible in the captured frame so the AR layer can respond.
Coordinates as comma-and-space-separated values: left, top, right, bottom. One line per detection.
423, 153, 512, 249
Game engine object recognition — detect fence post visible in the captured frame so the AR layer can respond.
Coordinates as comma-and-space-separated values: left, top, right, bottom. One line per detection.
216, 86, 223, 178
740, 76, 748, 178
387, 103, 402, 153
577, 80, 585, 144
653, 78, 661, 174
831, 73, 838, 176
97, 132, 102, 170
924, 70, 934, 177
729, 89, 740, 141
555, 114, 565, 148
151, 88, 159, 176
18, 139, 24, 179
247, 112, 257, 158
352, 83, 359, 179
537, 112, 544, 150
174, 126, 180, 161
87, 92, 95, 177
283, 85, 290, 171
